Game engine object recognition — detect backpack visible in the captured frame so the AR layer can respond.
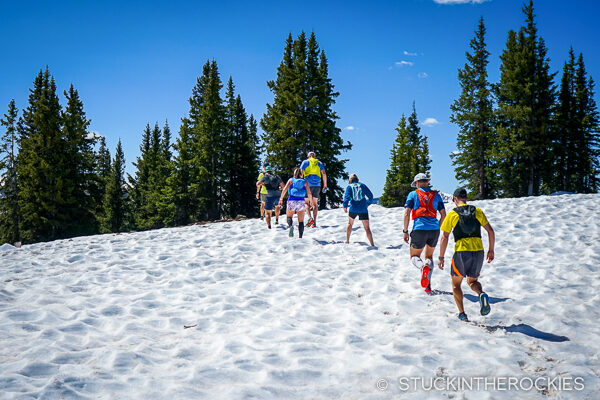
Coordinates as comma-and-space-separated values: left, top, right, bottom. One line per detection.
263, 174, 280, 190
349, 183, 364, 201
289, 178, 306, 197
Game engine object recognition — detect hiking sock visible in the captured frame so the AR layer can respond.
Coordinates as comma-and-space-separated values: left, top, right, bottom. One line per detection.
287, 217, 293, 227
298, 222, 304, 238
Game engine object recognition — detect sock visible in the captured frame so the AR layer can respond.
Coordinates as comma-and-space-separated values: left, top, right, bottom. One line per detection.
287, 217, 293, 227
298, 222, 304, 238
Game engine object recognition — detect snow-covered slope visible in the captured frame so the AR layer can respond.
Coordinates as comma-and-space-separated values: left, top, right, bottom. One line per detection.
1, 194, 599, 399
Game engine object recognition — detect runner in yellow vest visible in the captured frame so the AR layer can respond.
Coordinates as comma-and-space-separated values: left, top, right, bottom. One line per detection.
256, 166, 269, 220
300, 152, 328, 228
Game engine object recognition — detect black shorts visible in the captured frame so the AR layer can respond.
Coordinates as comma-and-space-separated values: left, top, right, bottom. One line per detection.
451, 251, 484, 278
410, 229, 440, 249
349, 212, 369, 220
306, 186, 321, 204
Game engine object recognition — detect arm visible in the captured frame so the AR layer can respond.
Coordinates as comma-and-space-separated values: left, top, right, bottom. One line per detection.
438, 231, 450, 270
279, 179, 292, 205
364, 184, 374, 202
482, 223, 495, 262
321, 169, 328, 191
403, 208, 411, 243
343, 186, 350, 213
438, 208, 447, 227
256, 180, 264, 200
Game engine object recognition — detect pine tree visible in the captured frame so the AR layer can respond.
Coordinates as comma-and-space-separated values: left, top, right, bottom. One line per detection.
261, 32, 351, 207
17, 68, 67, 243
100, 140, 128, 233
494, 1, 556, 197
165, 119, 200, 226
194, 60, 226, 220
0, 99, 21, 244
381, 115, 413, 207
450, 16, 496, 199
407, 102, 431, 175
61, 84, 97, 236
95, 136, 112, 217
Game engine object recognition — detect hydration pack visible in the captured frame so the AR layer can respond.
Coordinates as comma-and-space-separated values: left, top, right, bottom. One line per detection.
350, 183, 364, 201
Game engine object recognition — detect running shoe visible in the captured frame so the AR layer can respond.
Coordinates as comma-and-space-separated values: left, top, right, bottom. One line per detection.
306, 218, 314, 227
479, 293, 491, 316
420, 265, 430, 288
275, 219, 279, 225
458, 312, 469, 322
289, 225, 294, 237
424, 284, 432, 294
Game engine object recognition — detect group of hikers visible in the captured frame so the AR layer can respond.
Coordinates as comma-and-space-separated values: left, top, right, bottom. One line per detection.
256, 152, 496, 321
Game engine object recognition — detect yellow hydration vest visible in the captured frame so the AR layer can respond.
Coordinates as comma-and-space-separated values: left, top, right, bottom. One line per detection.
303, 158, 322, 178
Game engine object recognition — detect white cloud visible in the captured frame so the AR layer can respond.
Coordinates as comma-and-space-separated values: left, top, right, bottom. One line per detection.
344, 126, 356, 131
422, 118, 440, 127
403, 51, 418, 56
433, 0, 488, 4
418, 72, 429, 79
395, 61, 414, 67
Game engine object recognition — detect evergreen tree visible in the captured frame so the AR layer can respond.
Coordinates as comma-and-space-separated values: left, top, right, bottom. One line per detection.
94, 136, 112, 218
0, 99, 21, 244
17, 68, 67, 243
407, 102, 431, 176
100, 140, 128, 233
450, 16, 496, 199
165, 119, 201, 226
193, 60, 226, 220
494, 1, 556, 197
61, 84, 97, 235
381, 104, 432, 207
381, 115, 413, 207
261, 32, 351, 207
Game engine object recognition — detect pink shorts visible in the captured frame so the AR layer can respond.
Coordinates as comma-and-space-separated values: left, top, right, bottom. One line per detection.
287, 199, 305, 212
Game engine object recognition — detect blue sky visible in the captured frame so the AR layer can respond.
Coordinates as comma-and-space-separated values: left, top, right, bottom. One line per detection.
1, 0, 598, 196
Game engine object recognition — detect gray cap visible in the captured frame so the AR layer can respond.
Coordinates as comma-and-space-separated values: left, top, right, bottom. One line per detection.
453, 187, 468, 198
411, 173, 430, 188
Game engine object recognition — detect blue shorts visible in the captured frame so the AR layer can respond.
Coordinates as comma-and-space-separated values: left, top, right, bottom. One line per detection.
265, 195, 279, 211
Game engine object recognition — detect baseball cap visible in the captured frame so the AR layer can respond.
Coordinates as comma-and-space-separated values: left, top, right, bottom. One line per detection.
265, 165, 273, 172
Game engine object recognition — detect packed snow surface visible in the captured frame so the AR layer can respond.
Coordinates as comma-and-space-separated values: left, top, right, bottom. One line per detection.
1, 194, 599, 399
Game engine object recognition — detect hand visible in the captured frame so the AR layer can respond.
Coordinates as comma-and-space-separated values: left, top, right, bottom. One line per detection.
322, 186, 328, 193
344, 208, 348, 213
256, 193, 259, 200
438, 258, 445, 270
486, 249, 495, 263
278, 199, 283, 206
403, 232, 409, 244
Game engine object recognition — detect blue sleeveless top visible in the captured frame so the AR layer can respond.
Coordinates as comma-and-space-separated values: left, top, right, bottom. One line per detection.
288, 178, 306, 200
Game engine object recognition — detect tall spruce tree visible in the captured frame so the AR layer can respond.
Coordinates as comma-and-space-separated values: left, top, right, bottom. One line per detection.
407, 102, 431, 175
381, 115, 413, 207
100, 140, 128, 233
17, 68, 68, 243
450, 17, 496, 199
191, 60, 226, 220
381, 104, 432, 207
261, 32, 351, 207
95, 136, 112, 215
0, 100, 21, 244
494, 1, 556, 197
61, 84, 97, 236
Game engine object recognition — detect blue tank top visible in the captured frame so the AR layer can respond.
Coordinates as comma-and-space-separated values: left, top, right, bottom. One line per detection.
289, 178, 306, 199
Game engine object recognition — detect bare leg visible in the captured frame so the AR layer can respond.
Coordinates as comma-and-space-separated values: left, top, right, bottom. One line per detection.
265, 210, 272, 228
297, 210, 305, 223
361, 219, 374, 246
452, 276, 465, 313
346, 217, 355, 243
424, 244, 435, 260
275, 205, 280, 222
467, 277, 482, 295
409, 247, 424, 258
260, 201, 265, 218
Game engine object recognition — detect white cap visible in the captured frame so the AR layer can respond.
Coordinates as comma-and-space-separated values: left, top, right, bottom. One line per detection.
411, 173, 430, 188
